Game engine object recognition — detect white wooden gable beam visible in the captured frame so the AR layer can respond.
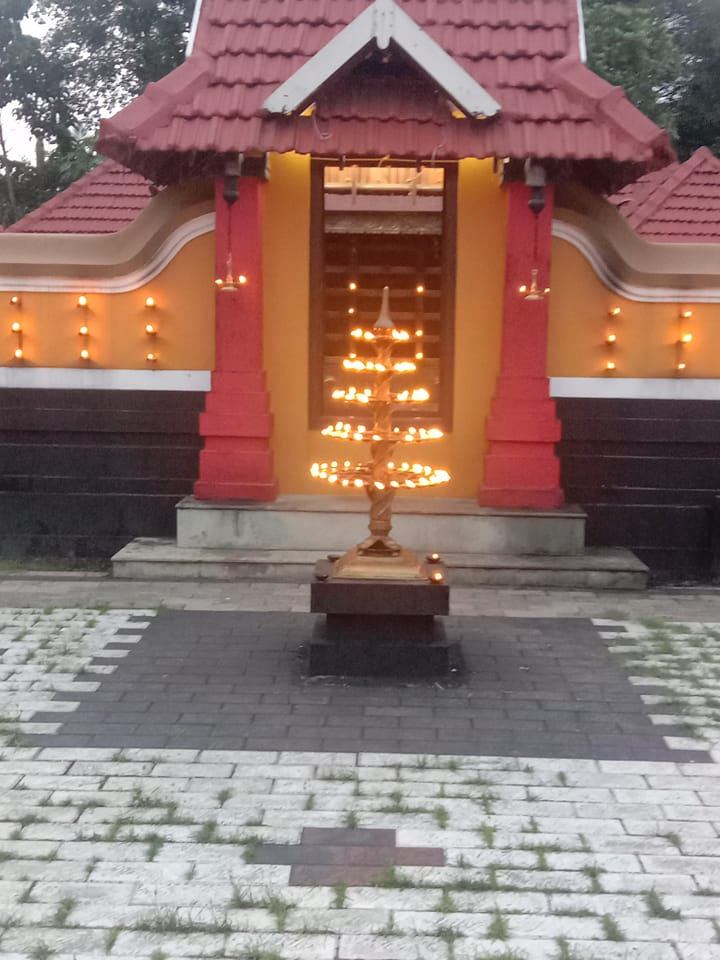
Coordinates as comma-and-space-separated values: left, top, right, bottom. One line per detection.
263, 0, 501, 120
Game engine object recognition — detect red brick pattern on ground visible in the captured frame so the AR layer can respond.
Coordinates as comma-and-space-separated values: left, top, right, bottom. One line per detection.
250, 827, 445, 886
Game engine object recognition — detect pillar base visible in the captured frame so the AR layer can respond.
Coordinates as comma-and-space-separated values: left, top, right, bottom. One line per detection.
477, 486, 565, 509
194, 480, 279, 502
194, 370, 278, 503
479, 374, 563, 510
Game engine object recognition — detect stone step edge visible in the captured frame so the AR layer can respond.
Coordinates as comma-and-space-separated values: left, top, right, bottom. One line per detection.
112, 537, 649, 576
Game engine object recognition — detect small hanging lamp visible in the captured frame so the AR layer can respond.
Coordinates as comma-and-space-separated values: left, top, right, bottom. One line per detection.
215, 156, 249, 293
519, 160, 551, 302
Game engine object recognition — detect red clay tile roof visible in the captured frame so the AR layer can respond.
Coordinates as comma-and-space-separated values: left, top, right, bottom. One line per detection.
610, 147, 720, 244
6, 160, 153, 234
98, 0, 674, 188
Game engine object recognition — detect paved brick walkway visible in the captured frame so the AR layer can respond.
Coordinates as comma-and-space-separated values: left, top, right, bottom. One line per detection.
1, 588, 720, 959
23, 612, 707, 761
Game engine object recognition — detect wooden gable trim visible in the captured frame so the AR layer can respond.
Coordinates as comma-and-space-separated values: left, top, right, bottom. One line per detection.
263, 0, 501, 120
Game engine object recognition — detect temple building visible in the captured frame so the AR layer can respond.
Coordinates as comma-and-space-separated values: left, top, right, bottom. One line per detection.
2, 0, 720, 582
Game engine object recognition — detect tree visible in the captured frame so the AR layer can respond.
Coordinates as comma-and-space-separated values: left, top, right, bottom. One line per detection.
584, 0, 720, 158
34, 0, 194, 128
0, 0, 193, 226
667, 0, 720, 157
0, 0, 74, 223
583, 0, 683, 140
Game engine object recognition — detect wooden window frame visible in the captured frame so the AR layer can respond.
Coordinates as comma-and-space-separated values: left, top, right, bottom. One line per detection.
308, 158, 457, 431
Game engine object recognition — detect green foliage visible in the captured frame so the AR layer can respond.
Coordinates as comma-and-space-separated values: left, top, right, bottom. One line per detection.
670, 0, 720, 156
0, 0, 192, 225
585, 0, 720, 157
584, 0, 683, 138
35, 0, 194, 127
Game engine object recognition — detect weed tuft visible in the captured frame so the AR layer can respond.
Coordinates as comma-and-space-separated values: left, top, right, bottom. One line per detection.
644, 888, 681, 920
104, 927, 120, 954
332, 882, 347, 910
52, 897, 76, 927
601, 914, 625, 941
488, 909, 510, 940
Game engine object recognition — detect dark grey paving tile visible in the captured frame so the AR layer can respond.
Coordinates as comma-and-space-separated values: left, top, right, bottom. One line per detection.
21, 611, 711, 762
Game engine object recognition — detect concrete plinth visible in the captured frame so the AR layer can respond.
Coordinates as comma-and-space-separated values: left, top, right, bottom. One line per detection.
176, 495, 586, 556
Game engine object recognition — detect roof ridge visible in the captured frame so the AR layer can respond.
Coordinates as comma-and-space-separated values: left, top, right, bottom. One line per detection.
7, 159, 152, 235
99, 53, 214, 156
7, 159, 118, 232
548, 56, 674, 168
627, 147, 718, 229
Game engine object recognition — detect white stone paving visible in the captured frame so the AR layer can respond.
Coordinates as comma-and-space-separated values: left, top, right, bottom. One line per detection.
596, 618, 720, 760
0, 608, 719, 958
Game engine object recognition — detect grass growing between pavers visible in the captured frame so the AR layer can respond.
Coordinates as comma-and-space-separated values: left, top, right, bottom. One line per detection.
596, 616, 720, 753
0, 607, 156, 747
1, 608, 720, 958
0, 744, 719, 958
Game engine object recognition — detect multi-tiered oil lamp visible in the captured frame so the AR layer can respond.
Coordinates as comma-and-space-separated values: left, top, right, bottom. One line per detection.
311, 286, 450, 580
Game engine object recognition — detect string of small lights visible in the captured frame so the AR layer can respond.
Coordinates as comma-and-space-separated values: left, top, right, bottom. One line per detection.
4, 293, 172, 365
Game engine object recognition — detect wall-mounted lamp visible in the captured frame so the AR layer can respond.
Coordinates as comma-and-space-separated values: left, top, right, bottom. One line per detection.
77, 295, 88, 308
9, 295, 20, 307
78, 315, 90, 361
676, 309, 694, 373
604, 307, 621, 373
10, 316, 23, 360
144, 298, 158, 360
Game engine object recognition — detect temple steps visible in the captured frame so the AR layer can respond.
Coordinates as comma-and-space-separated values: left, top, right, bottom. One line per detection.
111, 539, 648, 589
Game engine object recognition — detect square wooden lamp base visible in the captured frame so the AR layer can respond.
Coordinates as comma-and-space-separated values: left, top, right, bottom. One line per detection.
308, 555, 458, 678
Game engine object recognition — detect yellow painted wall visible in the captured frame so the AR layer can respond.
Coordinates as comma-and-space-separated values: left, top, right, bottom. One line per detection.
548, 239, 720, 377
0, 232, 215, 370
263, 155, 508, 497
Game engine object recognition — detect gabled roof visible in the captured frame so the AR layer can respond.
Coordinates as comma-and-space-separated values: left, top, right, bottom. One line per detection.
7, 160, 154, 234
263, 0, 501, 119
98, 0, 673, 188
610, 147, 720, 244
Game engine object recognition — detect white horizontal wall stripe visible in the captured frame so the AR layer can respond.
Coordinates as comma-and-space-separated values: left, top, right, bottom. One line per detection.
3, 371, 719, 401
0, 213, 215, 294
551, 377, 720, 401
552, 221, 720, 303
0, 367, 211, 392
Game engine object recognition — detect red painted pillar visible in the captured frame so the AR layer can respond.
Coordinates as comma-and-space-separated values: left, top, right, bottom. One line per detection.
194, 177, 278, 501
477, 180, 563, 509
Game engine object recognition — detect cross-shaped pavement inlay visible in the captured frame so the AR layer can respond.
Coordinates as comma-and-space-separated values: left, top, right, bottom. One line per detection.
251, 827, 445, 885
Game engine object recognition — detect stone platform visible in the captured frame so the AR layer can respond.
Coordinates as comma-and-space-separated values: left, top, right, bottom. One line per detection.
174, 495, 587, 555
111, 496, 649, 589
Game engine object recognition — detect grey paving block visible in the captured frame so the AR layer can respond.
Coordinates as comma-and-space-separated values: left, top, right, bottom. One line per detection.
21, 611, 712, 762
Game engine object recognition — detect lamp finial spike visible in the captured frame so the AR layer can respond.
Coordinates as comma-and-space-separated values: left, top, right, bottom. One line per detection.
374, 286, 394, 330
